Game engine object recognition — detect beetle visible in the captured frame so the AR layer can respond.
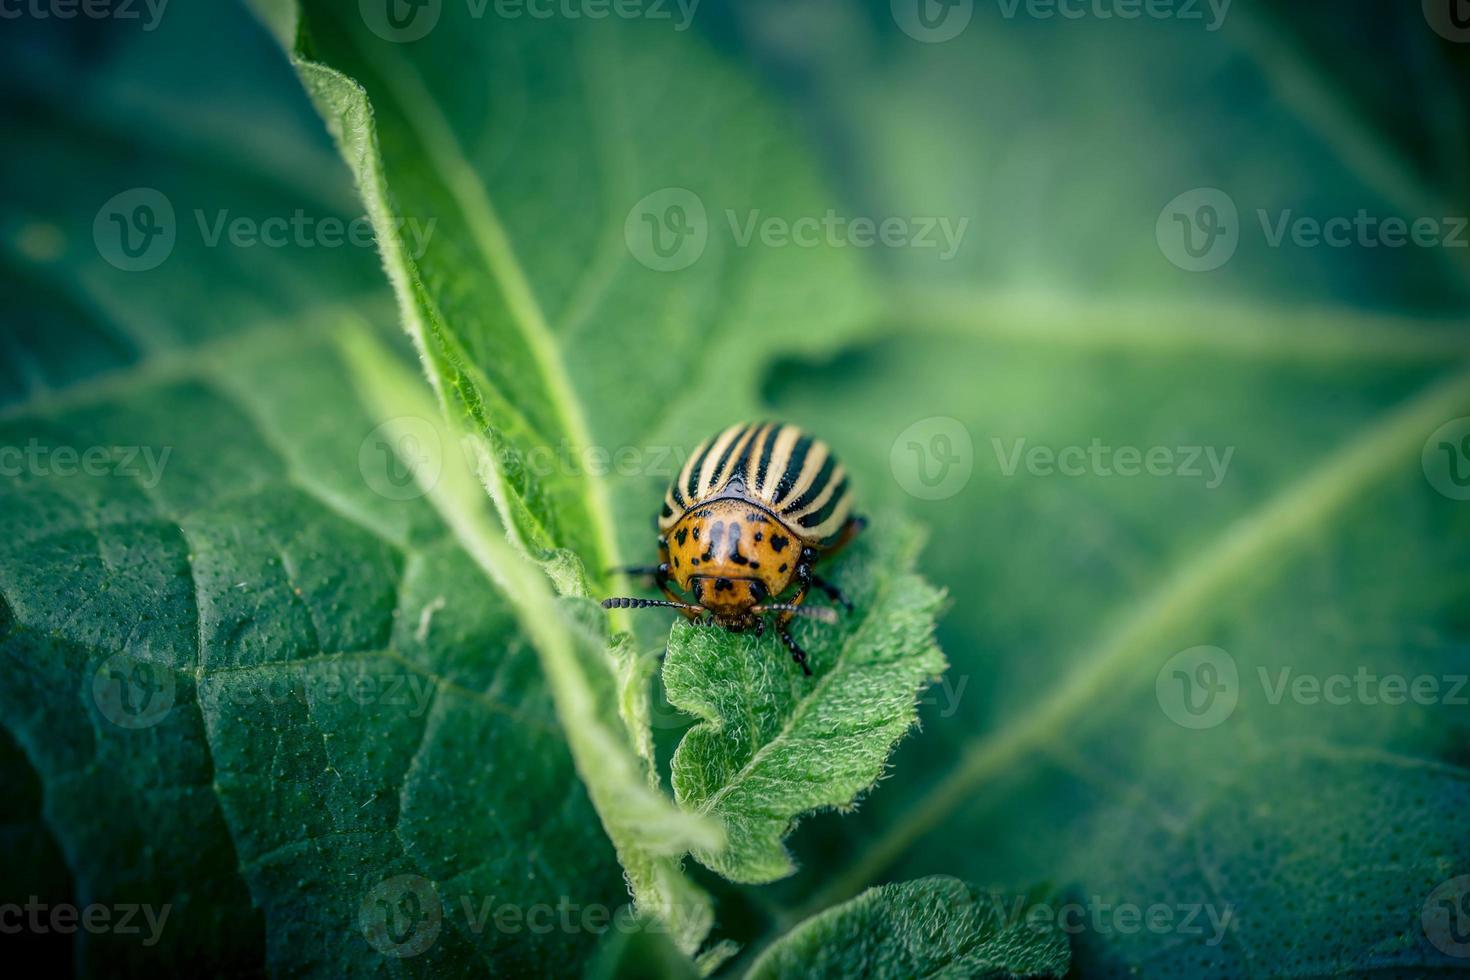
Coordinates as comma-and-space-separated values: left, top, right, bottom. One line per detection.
602, 421, 864, 675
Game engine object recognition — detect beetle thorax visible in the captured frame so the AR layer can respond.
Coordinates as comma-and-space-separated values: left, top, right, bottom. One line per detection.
665, 497, 801, 623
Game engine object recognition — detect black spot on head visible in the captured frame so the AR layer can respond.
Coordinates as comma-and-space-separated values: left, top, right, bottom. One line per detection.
778, 563, 788, 573
731, 552, 748, 565
769, 533, 789, 553
750, 561, 760, 570
673, 557, 680, 568
753, 532, 763, 542
691, 558, 700, 566
675, 528, 688, 546
746, 511, 768, 524
692, 527, 700, 541
714, 578, 734, 592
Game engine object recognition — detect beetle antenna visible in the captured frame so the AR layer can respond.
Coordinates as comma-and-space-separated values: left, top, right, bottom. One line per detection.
752, 604, 838, 624
602, 597, 706, 614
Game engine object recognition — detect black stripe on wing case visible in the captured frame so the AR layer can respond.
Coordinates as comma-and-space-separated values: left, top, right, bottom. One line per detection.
797, 476, 850, 529
772, 433, 813, 503
753, 423, 781, 492
783, 453, 836, 514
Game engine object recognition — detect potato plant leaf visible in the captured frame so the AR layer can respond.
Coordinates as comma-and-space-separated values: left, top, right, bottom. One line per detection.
665, 519, 945, 884
0, 4, 675, 973
737, 4, 1470, 973
337, 328, 723, 954
747, 876, 1069, 980
258, 0, 906, 943
258, 0, 876, 599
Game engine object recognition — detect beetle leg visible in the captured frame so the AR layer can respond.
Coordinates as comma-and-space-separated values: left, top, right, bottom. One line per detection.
777, 624, 813, 676
809, 572, 853, 612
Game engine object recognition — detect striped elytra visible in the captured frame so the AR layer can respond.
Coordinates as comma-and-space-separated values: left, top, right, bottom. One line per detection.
659, 421, 852, 545
603, 421, 862, 676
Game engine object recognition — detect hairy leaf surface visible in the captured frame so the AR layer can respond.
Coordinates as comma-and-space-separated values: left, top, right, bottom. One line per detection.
735, 3, 1470, 974
748, 876, 1069, 980
664, 519, 944, 884
0, 6, 630, 975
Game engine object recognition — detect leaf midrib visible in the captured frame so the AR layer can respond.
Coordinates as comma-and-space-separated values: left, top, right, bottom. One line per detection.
693, 551, 920, 820
339, 30, 627, 597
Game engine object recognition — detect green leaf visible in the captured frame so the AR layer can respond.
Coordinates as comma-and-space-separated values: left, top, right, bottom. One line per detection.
0, 6, 633, 974
260, 0, 876, 595
582, 916, 702, 980
665, 518, 944, 884
747, 876, 1069, 980
259, 0, 883, 941
732, 4, 1470, 973
337, 327, 722, 954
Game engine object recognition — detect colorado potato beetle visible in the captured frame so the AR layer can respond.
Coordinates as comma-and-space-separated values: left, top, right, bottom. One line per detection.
602, 422, 864, 675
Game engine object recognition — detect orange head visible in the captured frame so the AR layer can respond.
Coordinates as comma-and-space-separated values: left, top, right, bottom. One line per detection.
664, 498, 804, 629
